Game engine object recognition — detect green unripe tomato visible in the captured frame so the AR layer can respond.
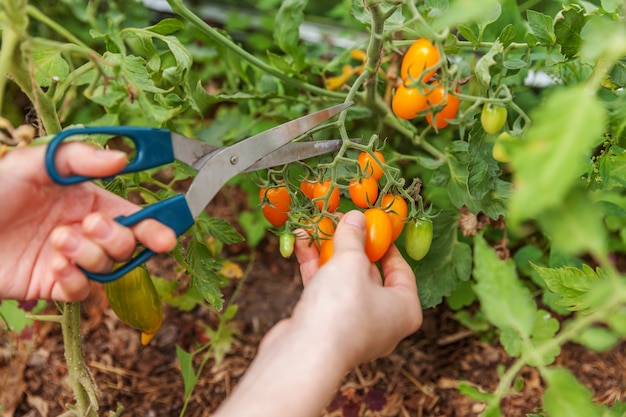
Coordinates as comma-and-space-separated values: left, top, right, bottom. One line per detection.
279, 232, 295, 258
404, 217, 433, 261
492, 132, 513, 163
105, 266, 162, 346
481, 103, 508, 134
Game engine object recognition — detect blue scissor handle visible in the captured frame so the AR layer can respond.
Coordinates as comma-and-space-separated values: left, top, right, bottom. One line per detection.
82, 194, 195, 283
45, 126, 175, 185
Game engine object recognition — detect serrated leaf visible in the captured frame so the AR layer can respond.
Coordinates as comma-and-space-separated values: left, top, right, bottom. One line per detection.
543, 367, 603, 417
274, 0, 306, 67
508, 86, 607, 226
527, 9, 555, 45
473, 235, 536, 338
176, 345, 199, 397
202, 217, 244, 245
412, 210, 472, 308
554, 6, 587, 59
531, 263, 602, 311
186, 238, 224, 309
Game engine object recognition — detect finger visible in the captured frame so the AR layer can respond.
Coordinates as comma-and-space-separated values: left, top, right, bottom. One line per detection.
332, 210, 367, 255
82, 213, 136, 261
51, 142, 128, 181
50, 226, 114, 273
49, 254, 91, 302
294, 229, 320, 286
133, 219, 177, 253
380, 244, 417, 292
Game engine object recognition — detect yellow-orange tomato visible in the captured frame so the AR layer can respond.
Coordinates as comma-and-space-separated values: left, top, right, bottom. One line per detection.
349, 177, 379, 209
426, 84, 461, 129
400, 38, 440, 83
392, 84, 429, 120
357, 150, 385, 180
299, 179, 316, 199
319, 239, 334, 266
364, 208, 393, 263
381, 194, 408, 241
313, 180, 340, 212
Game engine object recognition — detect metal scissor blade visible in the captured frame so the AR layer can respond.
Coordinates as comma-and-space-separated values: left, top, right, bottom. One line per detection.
184, 101, 352, 218
170, 133, 221, 170
243, 138, 361, 172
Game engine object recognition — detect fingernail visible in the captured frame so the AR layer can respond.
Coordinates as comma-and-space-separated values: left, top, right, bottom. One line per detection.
95, 149, 127, 161
85, 215, 112, 240
343, 210, 365, 229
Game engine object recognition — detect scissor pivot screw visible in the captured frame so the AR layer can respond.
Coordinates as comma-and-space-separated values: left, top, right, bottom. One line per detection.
230, 156, 238, 165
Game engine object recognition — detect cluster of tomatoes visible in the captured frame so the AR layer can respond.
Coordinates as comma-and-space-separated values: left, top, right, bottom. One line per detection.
259, 150, 433, 266
391, 38, 460, 129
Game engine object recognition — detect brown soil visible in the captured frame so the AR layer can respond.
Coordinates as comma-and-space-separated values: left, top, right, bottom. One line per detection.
2, 185, 625, 417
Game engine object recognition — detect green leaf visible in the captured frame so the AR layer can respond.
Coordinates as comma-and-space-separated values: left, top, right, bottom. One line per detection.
474, 40, 503, 86
458, 381, 497, 403
446, 280, 476, 310
526, 10, 555, 45
176, 345, 199, 397
431, 0, 500, 32
30, 45, 70, 87
274, 0, 306, 64
197, 216, 245, 245
186, 238, 224, 310
458, 24, 480, 48
508, 86, 607, 226
498, 24, 516, 49
473, 235, 536, 338
145, 18, 184, 35
536, 188, 608, 256
574, 326, 620, 352
0, 301, 33, 333
528, 309, 560, 366
554, 5, 587, 59
411, 210, 472, 308
531, 263, 602, 311
543, 367, 603, 417
153, 276, 204, 312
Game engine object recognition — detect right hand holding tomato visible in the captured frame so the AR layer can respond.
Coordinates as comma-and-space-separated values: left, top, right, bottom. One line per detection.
291, 210, 423, 365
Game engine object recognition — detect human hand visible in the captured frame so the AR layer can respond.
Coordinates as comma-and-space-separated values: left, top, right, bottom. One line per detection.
284, 210, 422, 368
0, 143, 177, 301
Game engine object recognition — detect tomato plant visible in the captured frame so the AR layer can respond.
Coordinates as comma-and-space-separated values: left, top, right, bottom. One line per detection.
259, 185, 291, 227
349, 176, 379, 209
404, 218, 433, 261
363, 208, 393, 263
299, 179, 316, 200
481, 103, 508, 134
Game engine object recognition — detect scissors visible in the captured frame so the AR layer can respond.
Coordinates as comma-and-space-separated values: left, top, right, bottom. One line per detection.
45, 101, 352, 283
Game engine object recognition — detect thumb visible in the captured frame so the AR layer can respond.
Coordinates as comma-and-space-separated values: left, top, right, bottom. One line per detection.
332, 210, 367, 255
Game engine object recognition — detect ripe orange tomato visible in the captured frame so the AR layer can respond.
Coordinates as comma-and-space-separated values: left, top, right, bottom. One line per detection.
259, 185, 291, 227
349, 177, 379, 209
391, 84, 429, 120
400, 38, 440, 83
426, 83, 461, 129
364, 208, 393, 263
357, 150, 385, 180
319, 239, 334, 266
313, 180, 340, 212
299, 179, 316, 199
381, 194, 408, 241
